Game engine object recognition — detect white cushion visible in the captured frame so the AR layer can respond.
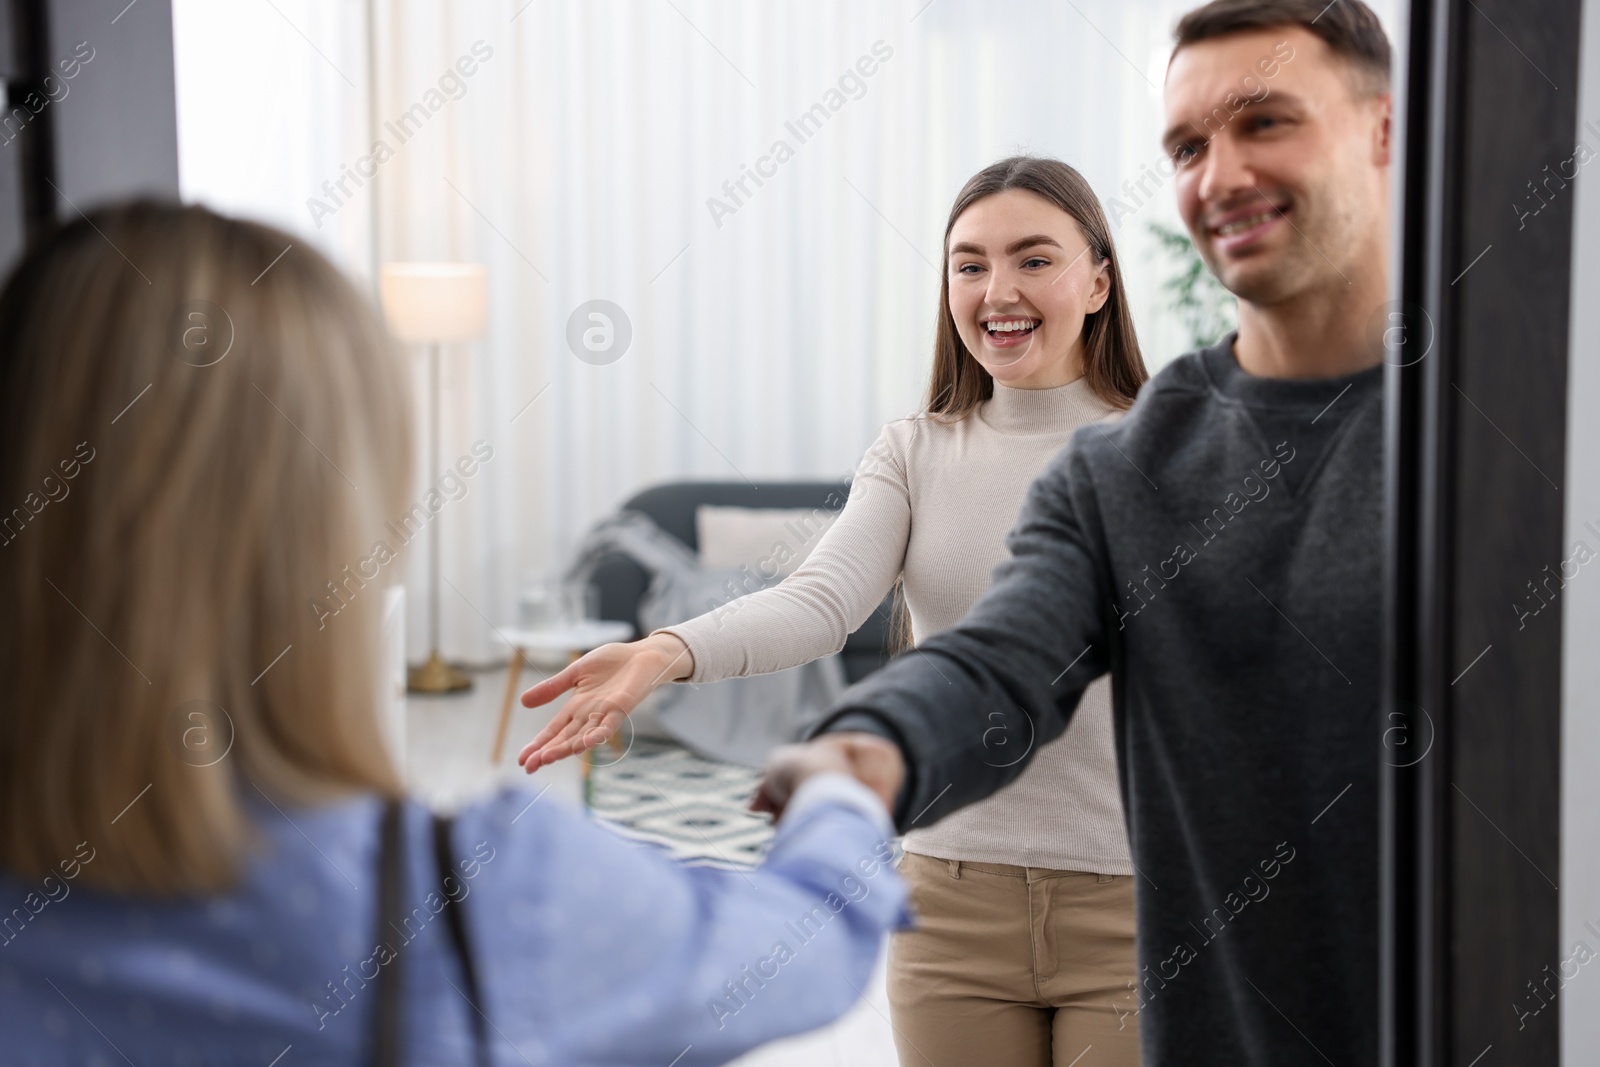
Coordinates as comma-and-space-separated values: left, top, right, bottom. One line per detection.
695, 505, 840, 579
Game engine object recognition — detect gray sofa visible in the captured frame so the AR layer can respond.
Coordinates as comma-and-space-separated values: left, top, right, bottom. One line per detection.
586, 480, 894, 683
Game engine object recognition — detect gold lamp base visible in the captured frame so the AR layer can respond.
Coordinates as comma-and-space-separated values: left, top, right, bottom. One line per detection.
407, 651, 473, 694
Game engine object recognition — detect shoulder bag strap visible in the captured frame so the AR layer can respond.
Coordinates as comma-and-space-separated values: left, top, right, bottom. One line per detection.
433, 813, 492, 1067
371, 799, 405, 1067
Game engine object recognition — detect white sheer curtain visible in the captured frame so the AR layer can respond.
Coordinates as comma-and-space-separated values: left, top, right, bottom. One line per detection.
174, 0, 1395, 666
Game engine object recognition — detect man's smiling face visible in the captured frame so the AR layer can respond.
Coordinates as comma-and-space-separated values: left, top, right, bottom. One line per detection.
1164, 25, 1391, 308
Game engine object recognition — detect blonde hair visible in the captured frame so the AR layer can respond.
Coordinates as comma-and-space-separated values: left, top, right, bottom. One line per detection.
0, 201, 413, 894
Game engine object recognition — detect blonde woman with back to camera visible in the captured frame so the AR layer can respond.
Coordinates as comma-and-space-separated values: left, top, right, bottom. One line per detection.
0, 201, 909, 1064
520, 156, 1150, 1066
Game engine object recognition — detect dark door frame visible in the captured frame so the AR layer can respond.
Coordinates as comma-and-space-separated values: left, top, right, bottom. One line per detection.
0, 0, 179, 274
1384, 0, 1583, 1063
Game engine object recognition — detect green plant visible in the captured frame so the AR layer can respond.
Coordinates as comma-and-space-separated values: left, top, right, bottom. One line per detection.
1148, 220, 1238, 350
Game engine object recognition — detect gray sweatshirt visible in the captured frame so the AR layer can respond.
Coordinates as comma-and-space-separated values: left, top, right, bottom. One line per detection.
818, 335, 1383, 1066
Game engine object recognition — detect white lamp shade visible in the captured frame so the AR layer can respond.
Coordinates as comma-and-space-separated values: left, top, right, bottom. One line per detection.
378, 262, 489, 344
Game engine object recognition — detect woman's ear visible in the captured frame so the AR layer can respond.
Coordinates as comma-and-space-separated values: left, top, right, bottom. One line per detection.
1086, 258, 1112, 314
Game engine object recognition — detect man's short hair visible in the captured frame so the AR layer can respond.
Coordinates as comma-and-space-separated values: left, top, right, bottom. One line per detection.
1173, 0, 1392, 96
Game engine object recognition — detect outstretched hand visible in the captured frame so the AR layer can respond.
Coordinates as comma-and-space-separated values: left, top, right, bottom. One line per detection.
516, 634, 695, 772
750, 732, 906, 821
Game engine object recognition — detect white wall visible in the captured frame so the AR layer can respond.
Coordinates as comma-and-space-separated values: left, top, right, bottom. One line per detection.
170, 0, 374, 280
48, 0, 180, 210
1563, 0, 1600, 1059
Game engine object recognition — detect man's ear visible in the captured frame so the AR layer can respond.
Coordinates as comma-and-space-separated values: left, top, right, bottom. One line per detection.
1373, 92, 1393, 167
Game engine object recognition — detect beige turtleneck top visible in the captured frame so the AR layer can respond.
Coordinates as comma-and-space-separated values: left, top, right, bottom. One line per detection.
658, 376, 1133, 874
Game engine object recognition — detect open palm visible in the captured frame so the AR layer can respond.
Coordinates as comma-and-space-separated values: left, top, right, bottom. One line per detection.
516, 635, 693, 771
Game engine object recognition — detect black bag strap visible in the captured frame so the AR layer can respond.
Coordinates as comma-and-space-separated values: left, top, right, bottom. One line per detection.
371, 800, 406, 1067
369, 804, 491, 1067
433, 812, 492, 1067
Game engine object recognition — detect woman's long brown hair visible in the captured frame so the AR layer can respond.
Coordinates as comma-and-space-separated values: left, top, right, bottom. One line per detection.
888, 156, 1149, 653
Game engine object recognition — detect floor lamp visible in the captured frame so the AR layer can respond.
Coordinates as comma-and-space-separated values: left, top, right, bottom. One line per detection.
378, 262, 489, 694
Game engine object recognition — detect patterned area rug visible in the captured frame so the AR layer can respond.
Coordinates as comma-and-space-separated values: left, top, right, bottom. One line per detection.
589, 737, 775, 869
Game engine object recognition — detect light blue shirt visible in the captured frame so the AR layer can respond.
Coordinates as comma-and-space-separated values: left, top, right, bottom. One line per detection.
0, 774, 908, 1066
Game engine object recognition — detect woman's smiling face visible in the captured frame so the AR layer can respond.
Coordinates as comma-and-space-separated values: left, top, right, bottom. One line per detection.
946, 188, 1109, 389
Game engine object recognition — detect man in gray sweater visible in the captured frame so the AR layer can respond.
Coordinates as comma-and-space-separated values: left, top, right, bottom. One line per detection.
756, 2, 1397, 1063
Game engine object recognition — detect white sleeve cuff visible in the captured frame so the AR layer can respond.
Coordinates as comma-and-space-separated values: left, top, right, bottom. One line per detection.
782, 772, 895, 840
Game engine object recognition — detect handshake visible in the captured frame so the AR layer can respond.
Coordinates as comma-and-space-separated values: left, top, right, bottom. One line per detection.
748, 732, 906, 820
516, 633, 905, 820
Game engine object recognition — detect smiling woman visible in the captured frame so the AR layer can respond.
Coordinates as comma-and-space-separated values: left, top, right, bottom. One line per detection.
928, 157, 1146, 420
516, 153, 1151, 1067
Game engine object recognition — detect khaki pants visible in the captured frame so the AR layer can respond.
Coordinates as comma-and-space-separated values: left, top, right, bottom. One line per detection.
886, 851, 1141, 1067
